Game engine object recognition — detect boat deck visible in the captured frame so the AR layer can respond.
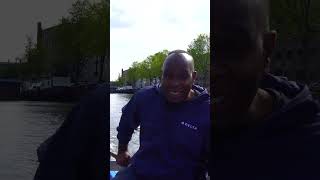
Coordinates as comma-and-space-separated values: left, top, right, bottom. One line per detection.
110, 161, 210, 180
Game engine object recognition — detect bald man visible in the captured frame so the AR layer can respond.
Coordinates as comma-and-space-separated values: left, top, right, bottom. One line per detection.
213, 0, 320, 179
114, 50, 210, 180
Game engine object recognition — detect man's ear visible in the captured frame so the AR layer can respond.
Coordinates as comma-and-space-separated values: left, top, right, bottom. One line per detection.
264, 57, 271, 73
263, 30, 277, 57
192, 71, 197, 82
263, 30, 277, 72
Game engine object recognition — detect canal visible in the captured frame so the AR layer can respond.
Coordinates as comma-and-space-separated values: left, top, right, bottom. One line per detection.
0, 101, 74, 180
0, 93, 138, 179
110, 93, 140, 160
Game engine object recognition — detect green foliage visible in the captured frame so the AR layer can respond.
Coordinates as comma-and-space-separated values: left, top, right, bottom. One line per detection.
116, 50, 169, 85
269, 0, 320, 82
17, 0, 108, 81
17, 0, 109, 81
116, 73, 125, 86
187, 34, 210, 88
270, 0, 320, 40
117, 34, 211, 87
150, 50, 168, 78
17, 35, 46, 78
187, 34, 210, 77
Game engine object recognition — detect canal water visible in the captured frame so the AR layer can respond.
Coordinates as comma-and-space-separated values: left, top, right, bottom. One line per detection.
110, 93, 140, 160
0, 101, 74, 180
0, 94, 136, 179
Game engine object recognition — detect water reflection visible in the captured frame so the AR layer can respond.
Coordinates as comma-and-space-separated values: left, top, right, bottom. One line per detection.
110, 94, 140, 160
0, 101, 74, 180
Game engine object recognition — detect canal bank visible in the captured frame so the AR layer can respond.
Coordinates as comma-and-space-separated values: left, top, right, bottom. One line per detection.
0, 78, 106, 102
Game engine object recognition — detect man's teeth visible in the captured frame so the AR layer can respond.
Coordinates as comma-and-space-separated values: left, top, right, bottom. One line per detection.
170, 91, 180, 95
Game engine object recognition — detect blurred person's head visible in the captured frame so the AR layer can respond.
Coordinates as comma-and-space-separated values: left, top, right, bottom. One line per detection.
161, 50, 197, 103
212, 0, 277, 127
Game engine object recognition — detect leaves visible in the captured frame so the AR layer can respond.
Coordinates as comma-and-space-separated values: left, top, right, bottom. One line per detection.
270, 0, 320, 40
187, 34, 210, 87
48, 0, 108, 79
116, 34, 210, 87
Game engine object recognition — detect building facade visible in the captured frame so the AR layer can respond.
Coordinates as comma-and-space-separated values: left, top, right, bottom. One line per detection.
37, 22, 108, 84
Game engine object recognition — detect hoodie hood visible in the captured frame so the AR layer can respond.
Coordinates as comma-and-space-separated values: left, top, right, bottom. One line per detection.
212, 74, 320, 179
259, 73, 320, 132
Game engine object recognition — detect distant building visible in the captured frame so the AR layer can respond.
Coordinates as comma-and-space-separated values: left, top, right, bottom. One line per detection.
37, 22, 108, 83
121, 68, 129, 85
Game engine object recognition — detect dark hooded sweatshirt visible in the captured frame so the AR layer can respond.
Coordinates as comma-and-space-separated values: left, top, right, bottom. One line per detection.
212, 73, 320, 180
117, 85, 210, 180
34, 84, 108, 180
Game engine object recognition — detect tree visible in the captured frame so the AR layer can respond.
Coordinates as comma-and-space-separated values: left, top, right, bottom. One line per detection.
270, 0, 320, 40
116, 73, 125, 86
187, 34, 210, 87
54, 0, 108, 82
127, 66, 137, 86
121, 34, 210, 88
84, 0, 108, 82
270, 0, 320, 82
150, 50, 168, 79
21, 35, 45, 78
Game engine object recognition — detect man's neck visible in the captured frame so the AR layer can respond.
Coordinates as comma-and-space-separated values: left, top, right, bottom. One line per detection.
187, 89, 196, 100
248, 88, 274, 123
215, 88, 274, 137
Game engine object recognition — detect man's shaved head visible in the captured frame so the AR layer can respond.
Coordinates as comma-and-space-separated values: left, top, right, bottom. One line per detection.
162, 50, 195, 72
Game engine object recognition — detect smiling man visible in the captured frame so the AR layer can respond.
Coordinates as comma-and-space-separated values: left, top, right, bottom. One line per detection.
212, 0, 320, 179
114, 50, 210, 180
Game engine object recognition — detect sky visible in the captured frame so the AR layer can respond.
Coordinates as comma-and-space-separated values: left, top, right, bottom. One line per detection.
110, 0, 210, 81
0, 0, 79, 62
0, 0, 209, 81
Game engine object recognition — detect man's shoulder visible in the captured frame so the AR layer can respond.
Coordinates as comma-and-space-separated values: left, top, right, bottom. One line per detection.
302, 113, 320, 136
134, 86, 159, 99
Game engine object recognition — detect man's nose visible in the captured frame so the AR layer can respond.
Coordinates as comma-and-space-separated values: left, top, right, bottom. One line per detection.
169, 77, 182, 87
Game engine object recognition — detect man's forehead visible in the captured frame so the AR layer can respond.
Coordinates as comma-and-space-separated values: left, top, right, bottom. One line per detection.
163, 54, 192, 71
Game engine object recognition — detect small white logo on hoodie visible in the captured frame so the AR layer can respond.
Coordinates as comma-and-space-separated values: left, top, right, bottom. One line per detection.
181, 121, 198, 130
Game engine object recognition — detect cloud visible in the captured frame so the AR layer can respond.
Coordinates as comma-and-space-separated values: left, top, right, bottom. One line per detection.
110, 6, 133, 29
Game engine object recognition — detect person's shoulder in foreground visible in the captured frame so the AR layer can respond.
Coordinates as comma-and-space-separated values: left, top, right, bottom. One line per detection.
261, 73, 320, 138
212, 0, 320, 179
245, 73, 320, 179
34, 83, 108, 180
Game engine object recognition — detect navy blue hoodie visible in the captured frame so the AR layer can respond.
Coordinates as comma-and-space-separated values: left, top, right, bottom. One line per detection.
34, 84, 108, 180
117, 85, 210, 180
212, 73, 320, 180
